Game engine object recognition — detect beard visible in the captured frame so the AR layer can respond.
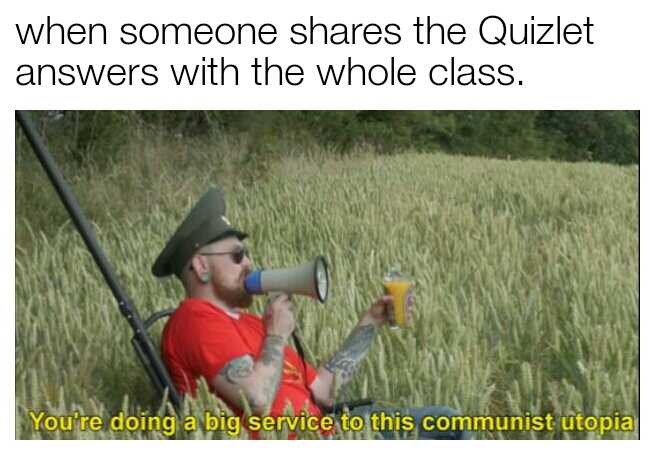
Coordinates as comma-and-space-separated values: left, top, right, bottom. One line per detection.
231, 288, 254, 308
213, 280, 253, 309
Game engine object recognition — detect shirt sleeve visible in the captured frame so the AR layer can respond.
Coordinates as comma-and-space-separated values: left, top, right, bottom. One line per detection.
184, 312, 254, 385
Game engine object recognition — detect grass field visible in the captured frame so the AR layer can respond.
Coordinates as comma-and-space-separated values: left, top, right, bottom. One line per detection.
15, 146, 639, 439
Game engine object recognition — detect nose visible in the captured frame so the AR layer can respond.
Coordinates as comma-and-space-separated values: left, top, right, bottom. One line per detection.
242, 253, 253, 271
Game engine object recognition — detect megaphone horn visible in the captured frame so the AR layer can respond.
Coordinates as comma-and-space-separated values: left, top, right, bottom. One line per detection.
244, 256, 329, 302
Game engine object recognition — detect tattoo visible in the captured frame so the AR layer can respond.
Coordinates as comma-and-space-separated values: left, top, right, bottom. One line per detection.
259, 334, 285, 407
261, 335, 285, 365
219, 355, 255, 384
324, 324, 376, 384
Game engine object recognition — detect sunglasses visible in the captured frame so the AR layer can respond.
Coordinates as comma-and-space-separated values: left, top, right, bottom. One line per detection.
199, 246, 249, 264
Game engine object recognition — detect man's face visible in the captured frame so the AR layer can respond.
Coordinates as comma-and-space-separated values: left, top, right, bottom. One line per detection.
201, 237, 253, 308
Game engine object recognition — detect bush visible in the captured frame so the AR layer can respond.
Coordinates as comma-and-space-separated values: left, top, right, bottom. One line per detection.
16, 110, 639, 168
536, 111, 639, 164
22, 111, 135, 167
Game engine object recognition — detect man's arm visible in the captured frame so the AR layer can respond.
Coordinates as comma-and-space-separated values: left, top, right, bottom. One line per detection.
211, 294, 294, 415
309, 295, 394, 407
211, 334, 287, 415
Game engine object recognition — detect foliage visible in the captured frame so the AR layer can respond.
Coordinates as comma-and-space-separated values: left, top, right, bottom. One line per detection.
16, 111, 134, 167
18, 110, 639, 167
536, 111, 639, 164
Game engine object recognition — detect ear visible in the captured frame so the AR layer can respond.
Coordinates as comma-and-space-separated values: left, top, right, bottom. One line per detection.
190, 255, 209, 282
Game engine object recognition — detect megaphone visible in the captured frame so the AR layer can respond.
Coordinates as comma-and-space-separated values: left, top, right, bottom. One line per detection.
244, 256, 329, 302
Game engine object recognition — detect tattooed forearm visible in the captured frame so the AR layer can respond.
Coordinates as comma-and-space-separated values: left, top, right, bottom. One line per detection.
261, 334, 285, 365
324, 324, 376, 384
258, 334, 286, 408
216, 336, 286, 414
220, 355, 255, 384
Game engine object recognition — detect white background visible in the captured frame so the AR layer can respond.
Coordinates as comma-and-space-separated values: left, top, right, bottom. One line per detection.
3, 0, 648, 450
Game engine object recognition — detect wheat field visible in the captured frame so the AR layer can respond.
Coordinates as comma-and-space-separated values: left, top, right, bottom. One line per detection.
15, 150, 638, 439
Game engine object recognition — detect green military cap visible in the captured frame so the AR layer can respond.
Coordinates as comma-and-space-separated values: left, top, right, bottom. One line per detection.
152, 187, 248, 277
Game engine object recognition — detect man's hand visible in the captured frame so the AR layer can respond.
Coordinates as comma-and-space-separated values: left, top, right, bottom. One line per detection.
263, 292, 295, 339
359, 289, 415, 328
358, 295, 393, 328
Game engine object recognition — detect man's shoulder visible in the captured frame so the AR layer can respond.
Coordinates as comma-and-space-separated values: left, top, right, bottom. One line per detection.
163, 299, 231, 353
168, 298, 262, 326
173, 298, 222, 318
163, 299, 226, 335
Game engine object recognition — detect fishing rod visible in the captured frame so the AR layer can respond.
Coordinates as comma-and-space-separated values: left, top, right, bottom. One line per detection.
16, 110, 182, 412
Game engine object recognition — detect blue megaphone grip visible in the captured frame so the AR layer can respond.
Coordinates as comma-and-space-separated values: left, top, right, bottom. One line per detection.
244, 270, 263, 294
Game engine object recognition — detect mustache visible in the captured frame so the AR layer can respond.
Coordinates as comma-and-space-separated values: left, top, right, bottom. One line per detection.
240, 269, 252, 284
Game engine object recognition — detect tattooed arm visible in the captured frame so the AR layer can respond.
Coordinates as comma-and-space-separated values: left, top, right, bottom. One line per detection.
309, 295, 395, 407
211, 334, 287, 415
211, 294, 294, 415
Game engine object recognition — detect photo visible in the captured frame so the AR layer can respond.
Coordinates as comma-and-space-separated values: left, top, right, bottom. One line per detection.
15, 110, 639, 439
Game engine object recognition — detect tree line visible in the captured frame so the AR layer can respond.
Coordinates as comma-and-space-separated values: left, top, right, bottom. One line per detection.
17, 110, 639, 166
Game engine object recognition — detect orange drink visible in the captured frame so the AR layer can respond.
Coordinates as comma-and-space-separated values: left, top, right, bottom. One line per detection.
383, 266, 412, 329
383, 280, 412, 328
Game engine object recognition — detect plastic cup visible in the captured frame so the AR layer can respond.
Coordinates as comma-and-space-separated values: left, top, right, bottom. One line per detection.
383, 267, 412, 329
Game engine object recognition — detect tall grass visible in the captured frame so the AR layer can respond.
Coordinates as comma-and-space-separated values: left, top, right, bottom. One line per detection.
15, 139, 638, 439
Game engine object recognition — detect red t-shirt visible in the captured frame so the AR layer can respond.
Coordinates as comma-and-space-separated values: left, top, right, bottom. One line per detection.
161, 298, 322, 420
